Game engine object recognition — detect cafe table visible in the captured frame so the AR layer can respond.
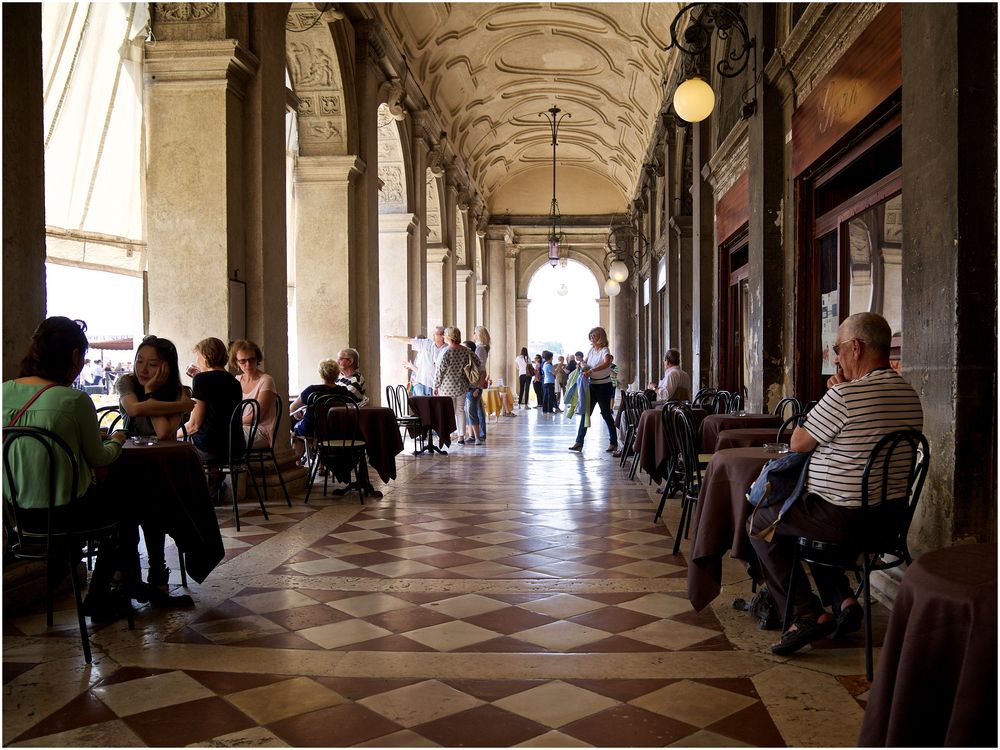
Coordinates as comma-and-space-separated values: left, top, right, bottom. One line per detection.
699, 413, 782, 453
482, 386, 515, 420
106, 440, 225, 583
687, 446, 773, 611
713, 427, 784, 451
858, 543, 997, 747
408, 396, 457, 455
320, 406, 405, 497
633, 406, 709, 484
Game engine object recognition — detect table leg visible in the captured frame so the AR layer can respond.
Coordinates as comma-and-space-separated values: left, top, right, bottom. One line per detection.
413, 428, 448, 455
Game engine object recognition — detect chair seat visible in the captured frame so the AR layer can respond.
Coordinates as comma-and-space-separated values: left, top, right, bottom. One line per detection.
317, 439, 367, 448
698, 453, 713, 465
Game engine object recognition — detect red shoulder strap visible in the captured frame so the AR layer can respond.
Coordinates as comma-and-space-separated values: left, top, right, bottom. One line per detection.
7, 383, 58, 427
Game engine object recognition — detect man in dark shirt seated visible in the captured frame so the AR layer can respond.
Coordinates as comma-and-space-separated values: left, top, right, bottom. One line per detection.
749, 312, 923, 655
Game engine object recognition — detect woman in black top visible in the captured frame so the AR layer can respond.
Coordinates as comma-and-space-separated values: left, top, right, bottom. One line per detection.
181, 337, 244, 465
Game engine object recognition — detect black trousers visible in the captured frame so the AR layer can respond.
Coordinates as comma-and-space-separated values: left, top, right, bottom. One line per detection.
532, 380, 543, 406
542, 383, 556, 412
748, 493, 898, 621
518, 374, 531, 405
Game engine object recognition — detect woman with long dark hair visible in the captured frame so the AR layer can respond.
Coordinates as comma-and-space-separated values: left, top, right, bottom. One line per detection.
3, 317, 131, 620
515, 346, 531, 408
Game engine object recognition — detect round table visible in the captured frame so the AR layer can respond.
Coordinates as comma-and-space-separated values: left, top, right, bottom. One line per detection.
408, 396, 457, 454
699, 413, 782, 453
858, 543, 997, 747
482, 386, 515, 419
713, 427, 784, 451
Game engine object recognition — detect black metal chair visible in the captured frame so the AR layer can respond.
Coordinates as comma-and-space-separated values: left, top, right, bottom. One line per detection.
305, 395, 368, 505
386, 384, 423, 451
776, 412, 808, 442
203, 398, 267, 532
782, 430, 930, 680
654, 402, 685, 522
618, 392, 640, 468
728, 392, 744, 413
95, 405, 126, 433
692, 388, 717, 411
669, 406, 710, 554
247, 393, 291, 508
773, 397, 802, 421
2, 426, 135, 663
626, 392, 652, 479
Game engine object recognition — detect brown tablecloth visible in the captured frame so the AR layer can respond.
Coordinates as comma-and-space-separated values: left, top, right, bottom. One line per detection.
408, 396, 457, 448
859, 543, 997, 747
634, 406, 708, 484
699, 413, 782, 453
107, 442, 224, 584
687, 447, 772, 611
322, 406, 404, 483
713, 427, 783, 451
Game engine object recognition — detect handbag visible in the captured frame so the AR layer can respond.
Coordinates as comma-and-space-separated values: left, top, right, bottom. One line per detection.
746, 450, 811, 542
463, 354, 481, 386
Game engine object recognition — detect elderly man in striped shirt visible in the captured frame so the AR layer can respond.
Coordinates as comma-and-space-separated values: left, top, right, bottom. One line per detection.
750, 312, 923, 656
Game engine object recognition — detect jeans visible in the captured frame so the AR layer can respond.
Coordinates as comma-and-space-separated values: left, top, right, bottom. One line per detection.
412, 383, 433, 397
465, 390, 483, 432
518, 374, 531, 405
575, 381, 617, 446
542, 383, 556, 412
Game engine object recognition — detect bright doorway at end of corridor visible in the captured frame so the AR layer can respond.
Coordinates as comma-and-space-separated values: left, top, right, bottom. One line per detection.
525, 259, 599, 359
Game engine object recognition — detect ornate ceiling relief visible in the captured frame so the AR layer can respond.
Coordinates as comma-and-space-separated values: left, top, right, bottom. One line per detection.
377, 104, 407, 213
376, 3, 682, 215
286, 3, 347, 156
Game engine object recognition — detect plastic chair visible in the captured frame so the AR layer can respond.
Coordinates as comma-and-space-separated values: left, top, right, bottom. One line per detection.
247, 393, 291, 508
782, 430, 930, 680
3, 426, 135, 664
203, 399, 267, 532
305, 395, 368, 505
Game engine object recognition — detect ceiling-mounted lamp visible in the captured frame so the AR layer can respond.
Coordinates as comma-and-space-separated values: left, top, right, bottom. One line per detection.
603, 213, 648, 294
539, 104, 571, 268
665, 3, 757, 123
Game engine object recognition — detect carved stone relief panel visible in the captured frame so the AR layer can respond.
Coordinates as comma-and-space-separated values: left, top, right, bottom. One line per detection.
455, 212, 466, 264
151, 2, 223, 40
378, 166, 406, 211
426, 171, 442, 243
378, 103, 407, 213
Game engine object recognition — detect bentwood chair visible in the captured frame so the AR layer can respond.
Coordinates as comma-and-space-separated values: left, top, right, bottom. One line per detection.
773, 397, 803, 421
667, 406, 712, 555
386, 384, 423, 451
776, 412, 808, 443
782, 430, 929, 680
203, 399, 267, 532
247, 393, 291, 508
95, 405, 127, 434
305, 395, 368, 505
626, 392, 652, 479
3, 426, 135, 663
728, 392, 744, 413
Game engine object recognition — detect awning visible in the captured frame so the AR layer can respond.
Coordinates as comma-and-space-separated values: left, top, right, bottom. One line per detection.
89, 337, 133, 350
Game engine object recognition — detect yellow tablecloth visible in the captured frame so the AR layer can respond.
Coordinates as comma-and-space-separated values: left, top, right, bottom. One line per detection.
482, 386, 514, 418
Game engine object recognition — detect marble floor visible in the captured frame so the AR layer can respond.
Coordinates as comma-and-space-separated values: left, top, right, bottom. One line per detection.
3, 408, 886, 747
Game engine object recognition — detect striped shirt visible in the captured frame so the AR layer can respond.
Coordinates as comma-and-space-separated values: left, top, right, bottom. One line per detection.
803, 368, 923, 507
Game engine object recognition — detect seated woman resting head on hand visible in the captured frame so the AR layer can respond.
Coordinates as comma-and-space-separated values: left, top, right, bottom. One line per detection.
229, 339, 278, 449
116, 336, 195, 605
117, 335, 193, 440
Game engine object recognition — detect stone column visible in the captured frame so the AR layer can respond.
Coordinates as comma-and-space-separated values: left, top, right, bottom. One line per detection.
443, 179, 458, 327
379, 212, 417, 391
293, 156, 363, 389
477, 281, 488, 334
144, 38, 258, 353
691, 120, 715, 391
486, 230, 509, 385
611, 284, 633, 387
746, 4, 784, 413
514, 298, 529, 363
2, 4, 45, 379
351, 30, 382, 403
456, 268, 473, 337
410, 118, 430, 335
673, 216, 695, 384
644, 171, 662, 381
426, 247, 447, 328
503, 249, 517, 388
661, 121, 679, 351
902, 3, 997, 550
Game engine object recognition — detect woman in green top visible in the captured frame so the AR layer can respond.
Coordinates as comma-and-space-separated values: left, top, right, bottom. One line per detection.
2, 317, 132, 621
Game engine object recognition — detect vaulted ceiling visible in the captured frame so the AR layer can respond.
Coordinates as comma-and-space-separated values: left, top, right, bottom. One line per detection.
374, 3, 683, 216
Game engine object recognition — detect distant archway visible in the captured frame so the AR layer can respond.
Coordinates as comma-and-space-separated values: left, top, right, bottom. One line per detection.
525, 260, 600, 360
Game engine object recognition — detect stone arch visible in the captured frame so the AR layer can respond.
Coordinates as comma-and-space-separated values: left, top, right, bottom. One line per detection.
286, 3, 351, 156
517, 248, 609, 300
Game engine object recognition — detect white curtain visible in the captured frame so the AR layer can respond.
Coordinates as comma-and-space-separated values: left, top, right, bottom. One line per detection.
42, 2, 148, 243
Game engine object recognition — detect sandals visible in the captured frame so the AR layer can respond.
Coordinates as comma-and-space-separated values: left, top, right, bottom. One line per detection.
832, 603, 864, 638
771, 616, 835, 655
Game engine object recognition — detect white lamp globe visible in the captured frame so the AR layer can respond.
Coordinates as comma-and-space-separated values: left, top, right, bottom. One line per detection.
609, 259, 630, 283
604, 278, 621, 296
673, 77, 716, 123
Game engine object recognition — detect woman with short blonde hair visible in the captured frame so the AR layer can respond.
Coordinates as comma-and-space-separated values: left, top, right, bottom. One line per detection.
568, 326, 617, 453
435, 326, 478, 444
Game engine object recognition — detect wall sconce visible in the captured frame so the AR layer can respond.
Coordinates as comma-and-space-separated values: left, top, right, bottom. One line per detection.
603, 214, 648, 296
540, 105, 571, 267
666, 3, 757, 123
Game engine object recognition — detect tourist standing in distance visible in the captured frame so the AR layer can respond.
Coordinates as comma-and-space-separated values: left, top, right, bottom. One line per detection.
515, 346, 531, 408
531, 354, 544, 408
553, 355, 567, 412
385, 327, 447, 396
541, 351, 557, 413
568, 327, 618, 454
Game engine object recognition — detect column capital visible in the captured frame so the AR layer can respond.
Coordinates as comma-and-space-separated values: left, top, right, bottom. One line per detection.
427, 246, 449, 263
294, 155, 365, 184
144, 39, 259, 94
456, 268, 474, 282
378, 212, 418, 234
